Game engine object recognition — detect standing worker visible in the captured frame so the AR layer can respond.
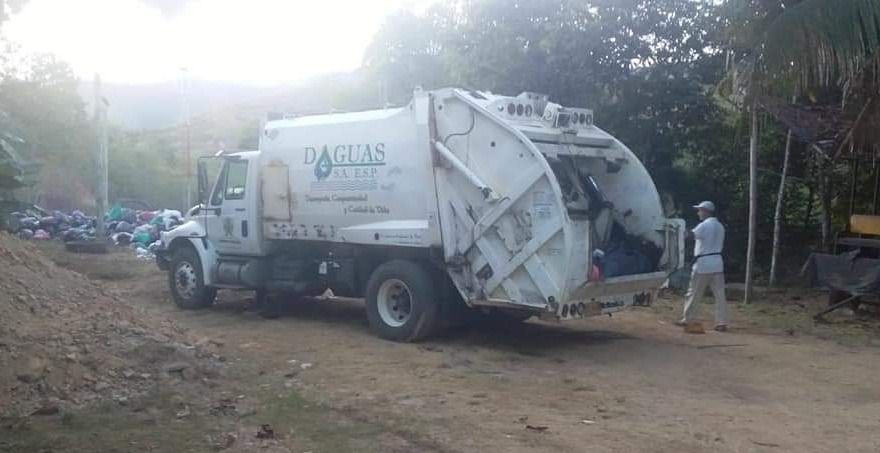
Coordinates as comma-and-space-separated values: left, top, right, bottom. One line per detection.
679, 201, 728, 332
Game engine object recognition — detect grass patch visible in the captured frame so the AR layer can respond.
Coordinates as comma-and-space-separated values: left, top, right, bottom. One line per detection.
0, 390, 215, 453
653, 291, 880, 347
250, 388, 391, 453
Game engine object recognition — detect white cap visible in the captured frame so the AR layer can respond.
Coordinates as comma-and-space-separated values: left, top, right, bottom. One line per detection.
693, 201, 715, 212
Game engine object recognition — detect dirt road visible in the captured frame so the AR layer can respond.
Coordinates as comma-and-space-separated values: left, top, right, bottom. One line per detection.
12, 246, 880, 452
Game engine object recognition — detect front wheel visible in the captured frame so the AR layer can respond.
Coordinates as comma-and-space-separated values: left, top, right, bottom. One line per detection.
365, 260, 440, 342
168, 247, 216, 309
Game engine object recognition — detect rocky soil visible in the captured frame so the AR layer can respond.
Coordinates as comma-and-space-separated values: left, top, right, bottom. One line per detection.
3, 235, 880, 452
0, 232, 223, 419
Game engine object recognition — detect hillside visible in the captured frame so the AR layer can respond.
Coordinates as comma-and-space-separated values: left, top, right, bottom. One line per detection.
132, 70, 383, 157
78, 80, 280, 130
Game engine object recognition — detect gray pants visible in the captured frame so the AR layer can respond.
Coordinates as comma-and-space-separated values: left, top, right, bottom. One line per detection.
681, 271, 728, 326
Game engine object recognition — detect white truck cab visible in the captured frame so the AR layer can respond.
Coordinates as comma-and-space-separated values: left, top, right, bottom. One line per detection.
158, 88, 685, 341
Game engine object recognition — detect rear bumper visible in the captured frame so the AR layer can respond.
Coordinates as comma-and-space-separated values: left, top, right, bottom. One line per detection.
571, 271, 668, 300
473, 271, 669, 321
555, 271, 668, 320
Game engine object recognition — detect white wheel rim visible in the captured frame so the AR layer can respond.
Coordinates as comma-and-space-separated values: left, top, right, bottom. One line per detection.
175, 261, 198, 300
377, 278, 413, 327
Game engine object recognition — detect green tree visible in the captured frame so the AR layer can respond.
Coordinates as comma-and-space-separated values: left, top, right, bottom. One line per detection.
0, 0, 28, 29
0, 0, 30, 194
0, 52, 94, 206
722, 0, 880, 300
365, 0, 735, 212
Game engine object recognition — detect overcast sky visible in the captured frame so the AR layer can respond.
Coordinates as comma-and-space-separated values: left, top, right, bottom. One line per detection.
5, 0, 431, 85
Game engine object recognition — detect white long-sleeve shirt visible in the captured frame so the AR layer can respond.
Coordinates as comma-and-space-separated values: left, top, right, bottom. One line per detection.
692, 217, 725, 274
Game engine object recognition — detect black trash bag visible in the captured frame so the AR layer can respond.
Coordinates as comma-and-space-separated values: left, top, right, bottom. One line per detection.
62, 229, 84, 242
115, 220, 134, 233
20, 217, 39, 230
602, 247, 653, 278
600, 223, 662, 278
112, 232, 133, 245
122, 208, 137, 224
53, 210, 71, 224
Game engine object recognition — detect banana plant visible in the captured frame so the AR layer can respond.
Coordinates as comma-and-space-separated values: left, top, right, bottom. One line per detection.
721, 0, 880, 301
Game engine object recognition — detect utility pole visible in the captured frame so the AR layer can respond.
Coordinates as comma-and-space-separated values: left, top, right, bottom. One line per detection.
744, 99, 759, 304
94, 74, 109, 239
179, 67, 192, 209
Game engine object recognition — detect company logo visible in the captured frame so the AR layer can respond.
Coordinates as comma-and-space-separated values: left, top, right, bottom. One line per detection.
222, 217, 235, 237
305, 143, 386, 181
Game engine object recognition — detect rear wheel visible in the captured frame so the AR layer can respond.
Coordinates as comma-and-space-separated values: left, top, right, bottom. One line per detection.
365, 260, 439, 342
168, 247, 216, 309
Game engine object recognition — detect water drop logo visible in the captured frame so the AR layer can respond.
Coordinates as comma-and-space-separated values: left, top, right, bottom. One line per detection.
314, 149, 333, 180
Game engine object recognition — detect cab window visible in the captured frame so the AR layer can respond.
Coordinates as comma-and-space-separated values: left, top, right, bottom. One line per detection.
224, 161, 248, 200
209, 160, 248, 205
209, 162, 228, 206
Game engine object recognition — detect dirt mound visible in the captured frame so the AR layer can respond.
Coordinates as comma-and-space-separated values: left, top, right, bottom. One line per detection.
0, 232, 220, 418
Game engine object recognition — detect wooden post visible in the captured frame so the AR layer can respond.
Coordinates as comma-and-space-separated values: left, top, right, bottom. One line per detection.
744, 101, 759, 304
769, 128, 792, 287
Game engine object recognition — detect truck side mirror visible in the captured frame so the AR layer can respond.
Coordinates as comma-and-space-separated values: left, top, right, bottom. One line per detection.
197, 160, 209, 204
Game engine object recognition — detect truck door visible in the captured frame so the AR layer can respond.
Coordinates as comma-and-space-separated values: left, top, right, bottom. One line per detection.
205, 158, 260, 256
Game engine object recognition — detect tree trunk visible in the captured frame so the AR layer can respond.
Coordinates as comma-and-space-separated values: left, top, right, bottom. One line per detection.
769, 129, 792, 287
744, 103, 759, 304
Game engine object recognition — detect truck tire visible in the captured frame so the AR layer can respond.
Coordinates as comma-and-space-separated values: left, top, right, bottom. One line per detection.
169, 247, 216, 309
365, 260, 440, 342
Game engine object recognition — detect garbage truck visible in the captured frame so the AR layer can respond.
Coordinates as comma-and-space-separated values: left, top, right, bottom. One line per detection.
156, 88, 686, 341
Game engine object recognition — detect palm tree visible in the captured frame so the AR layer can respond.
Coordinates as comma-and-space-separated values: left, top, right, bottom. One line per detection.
724, 0, 880, 303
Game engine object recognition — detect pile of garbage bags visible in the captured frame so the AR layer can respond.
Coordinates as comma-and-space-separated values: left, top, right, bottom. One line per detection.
5, 206, 96, 242
4, 203, 184, 260
104, 204, 184, 258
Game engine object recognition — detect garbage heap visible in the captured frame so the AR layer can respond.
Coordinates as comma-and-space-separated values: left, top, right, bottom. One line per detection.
105, 205, 184, 259
4, 204, 184, 259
